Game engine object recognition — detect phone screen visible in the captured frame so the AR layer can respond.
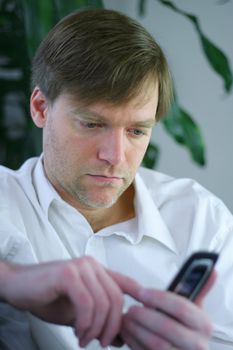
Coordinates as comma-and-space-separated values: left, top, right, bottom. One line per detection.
167, 252, 218, 300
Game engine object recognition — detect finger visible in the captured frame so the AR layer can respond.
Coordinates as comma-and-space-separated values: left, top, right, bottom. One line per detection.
57, 261, 98, 339
94, 268, 124, 347
137, 289, 212, 336
98, 268, 144, 347
121, 322, 147, 350
121, 312, 171, 350
123, 305, 209, 350
74, 260, 111, 347
194, 270, 217, 306
108, 269, 142, 299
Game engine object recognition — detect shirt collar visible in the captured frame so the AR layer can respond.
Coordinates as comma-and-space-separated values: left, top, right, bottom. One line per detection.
33, 157, 177, 253
133, 172, 177, 253
33, 155, 60, 216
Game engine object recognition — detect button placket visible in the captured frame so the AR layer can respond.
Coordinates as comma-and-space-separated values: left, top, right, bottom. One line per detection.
85, 235, 107, 266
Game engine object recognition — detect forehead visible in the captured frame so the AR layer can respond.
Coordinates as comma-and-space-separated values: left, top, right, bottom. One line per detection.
65, 81, 159, 123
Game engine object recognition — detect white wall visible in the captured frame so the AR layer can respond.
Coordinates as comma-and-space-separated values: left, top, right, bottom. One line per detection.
103, 0, 233, 212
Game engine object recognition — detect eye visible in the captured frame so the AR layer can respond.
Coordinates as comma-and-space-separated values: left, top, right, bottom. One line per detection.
81, 121, 104, 129
133, 129, 144, 136
85, 122, 98, 129
128, 128, 146, 137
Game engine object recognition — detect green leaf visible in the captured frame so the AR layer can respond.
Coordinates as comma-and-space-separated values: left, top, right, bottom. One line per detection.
155, 0, 233, 92
21, 0, 104, 59
21, 0, 56, 58
142, 142, 160, 169
138, 0, 147, 16
162, 100, 206, 166
0, 0, 105, 168
197, 31, 233, 92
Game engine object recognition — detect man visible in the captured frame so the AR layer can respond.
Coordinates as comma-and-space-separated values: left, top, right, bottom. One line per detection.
0, 8, 232, 350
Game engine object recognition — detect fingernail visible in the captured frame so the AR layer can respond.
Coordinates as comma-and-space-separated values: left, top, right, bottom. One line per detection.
139, 288, 150, 300
100, 335, 110, 348
79, 337, 88, 348
139, 288, 156, 304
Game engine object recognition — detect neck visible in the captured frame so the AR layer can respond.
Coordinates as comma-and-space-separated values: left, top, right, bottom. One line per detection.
46, 167, 136, 232
79, 185, 135, 232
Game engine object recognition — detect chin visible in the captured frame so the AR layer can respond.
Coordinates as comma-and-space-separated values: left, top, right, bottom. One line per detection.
85, 199, 116, 209
79, 194, 118, 209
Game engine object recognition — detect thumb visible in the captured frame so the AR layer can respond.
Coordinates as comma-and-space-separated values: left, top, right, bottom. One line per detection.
194, 270, 217, 306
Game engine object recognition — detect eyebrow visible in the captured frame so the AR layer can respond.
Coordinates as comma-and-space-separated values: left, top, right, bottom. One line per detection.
133, 120, 156, 128
71, 108, 106, 122
70, 107, 156, 128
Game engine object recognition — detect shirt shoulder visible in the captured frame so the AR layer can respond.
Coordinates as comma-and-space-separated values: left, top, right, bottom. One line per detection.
138, 166, 221, 206
137, 167, 233, 247
0, 158, 39, 262
0, 157, 38, 199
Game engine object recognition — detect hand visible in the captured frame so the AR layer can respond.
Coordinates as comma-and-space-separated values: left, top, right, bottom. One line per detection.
0, 257, 141, 348
120, 271, 217, 350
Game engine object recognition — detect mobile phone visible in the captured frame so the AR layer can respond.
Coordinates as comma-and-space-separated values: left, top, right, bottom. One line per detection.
167, 251, 218, 301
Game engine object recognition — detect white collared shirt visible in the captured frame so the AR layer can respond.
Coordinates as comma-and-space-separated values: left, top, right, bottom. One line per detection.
0, 156, 233, 350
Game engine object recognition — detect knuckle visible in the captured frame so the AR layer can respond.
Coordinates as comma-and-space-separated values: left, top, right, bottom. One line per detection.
79, 288, 94, 307
60, 262, 78, 284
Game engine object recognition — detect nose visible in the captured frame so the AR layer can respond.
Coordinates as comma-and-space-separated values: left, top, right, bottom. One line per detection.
97, 129, 126, 165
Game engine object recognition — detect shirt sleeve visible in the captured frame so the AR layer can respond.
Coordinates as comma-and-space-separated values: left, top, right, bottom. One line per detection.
0, 227, 40, 349
203, 200, 233, 347
0, 303, 39, 350
0, 226, 36, 264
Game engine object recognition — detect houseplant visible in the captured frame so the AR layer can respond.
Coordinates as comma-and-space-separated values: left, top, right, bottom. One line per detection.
0, 0, 232, 169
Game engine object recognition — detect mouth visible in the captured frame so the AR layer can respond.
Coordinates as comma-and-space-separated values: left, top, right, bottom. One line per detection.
86, 174, 123, 184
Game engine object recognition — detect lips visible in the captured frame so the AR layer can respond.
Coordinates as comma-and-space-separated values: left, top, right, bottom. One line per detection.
92, 175, 121, 179
87, 173, 123, 179
86, 174, 123, 184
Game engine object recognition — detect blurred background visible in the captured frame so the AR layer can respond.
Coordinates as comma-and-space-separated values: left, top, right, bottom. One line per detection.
0, 0, 233, 211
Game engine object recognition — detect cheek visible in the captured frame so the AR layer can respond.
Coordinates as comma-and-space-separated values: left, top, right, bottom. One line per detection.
63, 136, 97, 162
139, 141, 151, 164
128, 142, 149, 168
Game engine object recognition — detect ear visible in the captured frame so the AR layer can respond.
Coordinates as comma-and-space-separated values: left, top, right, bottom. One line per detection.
30, 87, 49, 128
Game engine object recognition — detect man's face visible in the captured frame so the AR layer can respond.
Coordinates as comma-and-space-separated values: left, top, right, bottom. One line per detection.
38, 83, 158, 210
